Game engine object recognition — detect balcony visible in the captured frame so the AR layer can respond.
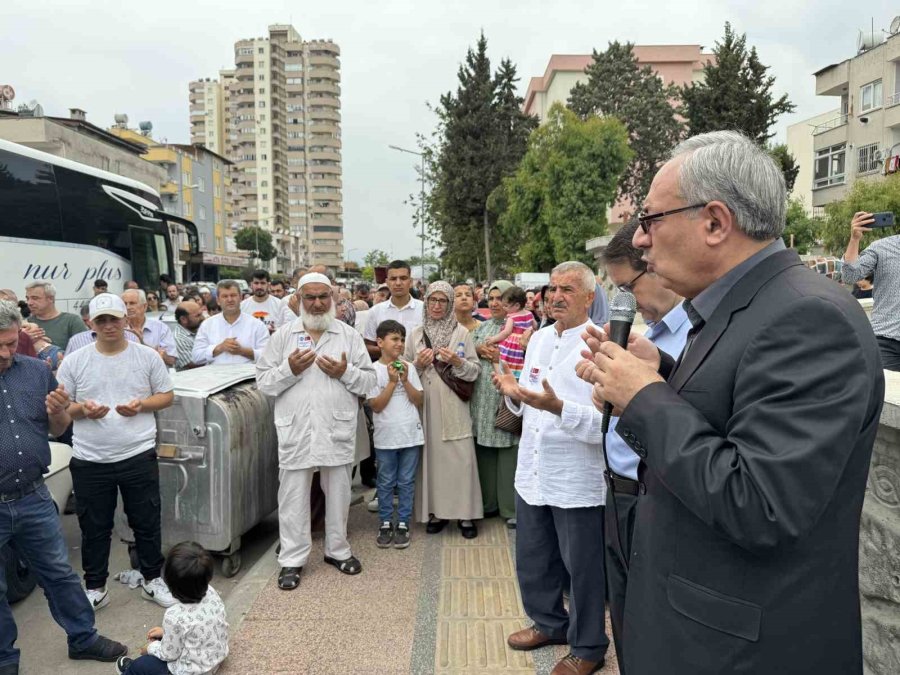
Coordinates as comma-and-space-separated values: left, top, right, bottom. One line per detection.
815, 61, 849, 97
812, 120, 848, 152
886, 98, 900, 128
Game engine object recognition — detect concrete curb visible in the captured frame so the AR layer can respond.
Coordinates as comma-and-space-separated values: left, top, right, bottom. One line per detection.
223, 539, 278, 635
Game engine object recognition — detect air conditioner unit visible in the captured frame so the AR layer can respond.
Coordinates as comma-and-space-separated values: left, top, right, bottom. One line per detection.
874, 149, 884, 162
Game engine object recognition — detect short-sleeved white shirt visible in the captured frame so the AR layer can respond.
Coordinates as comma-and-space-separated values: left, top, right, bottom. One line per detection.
57, 342, 173, 463
363, 297, 424, 343
241, 295, 289, 332
366, 361, 424, 450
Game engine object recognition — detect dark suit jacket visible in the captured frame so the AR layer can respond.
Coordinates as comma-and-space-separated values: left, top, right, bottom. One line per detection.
616, 249, 884, 674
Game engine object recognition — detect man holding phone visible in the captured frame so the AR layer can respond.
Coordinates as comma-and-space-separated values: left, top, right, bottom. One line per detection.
842, 211, 900, 370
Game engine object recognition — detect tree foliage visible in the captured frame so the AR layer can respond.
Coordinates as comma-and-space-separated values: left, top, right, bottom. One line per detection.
680, 23, 795, 145
425, 32, 538, 279
495, 104, 632, 271
234, 226, 275, 261
769, 144, 799, 193
782, 198, 821, 254
819, 175, 900, 255
568, 41, 684, 212
363, 249, 390, 267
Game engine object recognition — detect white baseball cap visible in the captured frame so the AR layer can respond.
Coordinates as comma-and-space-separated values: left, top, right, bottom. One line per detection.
89, 293, 127, 320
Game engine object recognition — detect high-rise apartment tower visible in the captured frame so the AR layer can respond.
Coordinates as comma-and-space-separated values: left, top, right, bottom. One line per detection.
190, 24, 343, 273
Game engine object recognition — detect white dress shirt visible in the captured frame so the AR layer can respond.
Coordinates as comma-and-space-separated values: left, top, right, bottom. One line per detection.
506, 319, 607, 508
191, 312, 269, 365
256, 317, 376, 469
363, 296, 424, 342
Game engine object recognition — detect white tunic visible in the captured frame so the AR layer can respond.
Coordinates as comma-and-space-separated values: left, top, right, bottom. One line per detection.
256, 318, 376, 469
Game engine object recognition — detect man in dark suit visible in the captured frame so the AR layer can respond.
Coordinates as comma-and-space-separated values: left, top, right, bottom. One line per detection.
579, 131, 884, 674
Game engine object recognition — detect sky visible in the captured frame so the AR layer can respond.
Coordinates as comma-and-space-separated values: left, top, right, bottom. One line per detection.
2, 0, 895, 263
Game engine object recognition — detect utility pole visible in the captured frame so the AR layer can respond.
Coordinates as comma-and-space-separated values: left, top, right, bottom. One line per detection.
483, 206, 493, 284
389, 144, 426, 279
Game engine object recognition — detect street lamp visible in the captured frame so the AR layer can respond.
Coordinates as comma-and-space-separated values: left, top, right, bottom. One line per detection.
388, 144, 426, 280
345, 247, 360, 280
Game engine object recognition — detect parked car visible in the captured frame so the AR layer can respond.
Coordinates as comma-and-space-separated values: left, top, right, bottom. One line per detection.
5, 442, 73, 603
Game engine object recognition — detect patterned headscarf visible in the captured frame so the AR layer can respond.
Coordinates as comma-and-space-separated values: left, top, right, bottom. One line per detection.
423, 281, 457, 350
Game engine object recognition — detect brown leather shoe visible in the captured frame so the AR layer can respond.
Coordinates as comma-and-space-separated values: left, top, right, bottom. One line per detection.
507, 626, 568, 651
550, 653, 604, 675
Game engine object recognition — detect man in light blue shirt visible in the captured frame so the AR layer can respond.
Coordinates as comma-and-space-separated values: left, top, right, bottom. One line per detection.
600, 221, 690, 671
122, 289, 177, 367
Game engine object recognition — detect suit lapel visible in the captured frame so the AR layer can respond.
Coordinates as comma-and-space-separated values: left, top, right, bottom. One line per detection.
668, 249, 803, 392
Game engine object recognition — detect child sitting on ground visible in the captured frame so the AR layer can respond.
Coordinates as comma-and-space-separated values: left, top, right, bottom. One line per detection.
367, 320, 424, 550
116, 541, 229, 675
485, 286, 535, 379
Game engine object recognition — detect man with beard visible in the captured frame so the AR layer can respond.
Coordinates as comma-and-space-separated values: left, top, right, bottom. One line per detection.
192, 281, 269, 365
256, 273, 375, 590
241, 270, 290, 334
172, 301, 205, 370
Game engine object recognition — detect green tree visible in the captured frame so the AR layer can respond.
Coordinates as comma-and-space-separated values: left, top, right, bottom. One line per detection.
363, 249, 390, 267
782, 198, 820, 254
819, 174, 900, 255
234, 226, 275, 261
680, 23, 795, 145
568, 41, 684, 212
426, 33, 537, 280
496, 104, 632, 270
770, 144, 799, 193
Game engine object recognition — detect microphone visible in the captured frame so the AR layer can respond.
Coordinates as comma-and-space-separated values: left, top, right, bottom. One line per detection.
601, 291, 637, 434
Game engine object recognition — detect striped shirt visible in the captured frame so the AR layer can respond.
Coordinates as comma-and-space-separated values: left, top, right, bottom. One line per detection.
842, 234, 900, 340
172, 323, 197, 371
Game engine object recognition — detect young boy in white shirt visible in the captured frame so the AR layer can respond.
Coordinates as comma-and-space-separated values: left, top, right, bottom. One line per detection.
366, 320, 424, 549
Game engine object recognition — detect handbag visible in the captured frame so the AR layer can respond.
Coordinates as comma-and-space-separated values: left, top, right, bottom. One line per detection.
423, 331, 475, 402
494, 396, 522, 435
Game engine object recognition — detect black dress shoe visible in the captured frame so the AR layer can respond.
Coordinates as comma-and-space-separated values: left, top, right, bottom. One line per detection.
458, 520, 478, 539
426, 518, 449, 534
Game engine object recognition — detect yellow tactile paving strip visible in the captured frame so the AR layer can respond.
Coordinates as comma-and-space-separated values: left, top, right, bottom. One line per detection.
435, 519, 534, 674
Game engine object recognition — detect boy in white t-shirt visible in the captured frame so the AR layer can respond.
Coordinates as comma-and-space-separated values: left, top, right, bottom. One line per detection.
366, 320, 424, 549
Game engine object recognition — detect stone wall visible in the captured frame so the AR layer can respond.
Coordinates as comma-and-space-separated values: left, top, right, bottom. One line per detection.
861, 369, 900, 674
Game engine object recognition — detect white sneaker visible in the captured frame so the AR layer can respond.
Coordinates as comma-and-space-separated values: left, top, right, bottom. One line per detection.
367, 496, 379, 512
141, 577, 177, 608
84, 586, 109, 611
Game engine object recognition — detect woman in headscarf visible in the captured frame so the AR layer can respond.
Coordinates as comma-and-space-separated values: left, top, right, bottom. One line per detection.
406, 281, 483, 538
470, 280, 519, 528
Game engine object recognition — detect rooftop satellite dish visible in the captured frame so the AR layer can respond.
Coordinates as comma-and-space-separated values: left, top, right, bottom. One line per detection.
891, 16, 900, 35
0, 85, 14, 101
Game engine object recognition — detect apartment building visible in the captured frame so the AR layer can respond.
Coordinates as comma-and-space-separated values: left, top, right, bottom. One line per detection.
525, 46, 714, 228
108, 121, 241, 280
190, 24, 343, 274
812, 25, 900, 209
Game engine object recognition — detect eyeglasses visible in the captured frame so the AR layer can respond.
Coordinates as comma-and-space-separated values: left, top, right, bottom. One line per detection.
637, 203, 706, 234
426, 297, 449, 306
616, 270, 646, 293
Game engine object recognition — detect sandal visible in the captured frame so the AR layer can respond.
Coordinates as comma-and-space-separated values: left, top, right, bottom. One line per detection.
324, 555, 362, 575
277, 566, 302, 590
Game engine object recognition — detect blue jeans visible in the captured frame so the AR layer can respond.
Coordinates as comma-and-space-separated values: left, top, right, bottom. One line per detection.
123, 654, 170, 674
375, 446, 421, 524
0, 484, 98, 667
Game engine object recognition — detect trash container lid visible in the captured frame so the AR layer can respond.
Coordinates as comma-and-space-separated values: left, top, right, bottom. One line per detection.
171, 365, 257, 398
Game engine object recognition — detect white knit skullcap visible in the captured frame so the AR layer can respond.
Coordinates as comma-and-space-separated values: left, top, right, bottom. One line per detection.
297, 272, 332, 288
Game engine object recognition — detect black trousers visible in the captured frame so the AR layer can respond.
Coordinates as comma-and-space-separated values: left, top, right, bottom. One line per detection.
605, 489, 638, 675
69, 449, 164, 589
515, 492, 609, 663
877, 336, 900, 372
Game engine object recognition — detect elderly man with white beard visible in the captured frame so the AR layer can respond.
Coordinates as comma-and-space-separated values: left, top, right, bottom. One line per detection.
256, 273, 376, 590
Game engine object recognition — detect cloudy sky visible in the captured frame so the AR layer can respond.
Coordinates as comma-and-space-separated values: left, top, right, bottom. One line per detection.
2, 1, 894, 262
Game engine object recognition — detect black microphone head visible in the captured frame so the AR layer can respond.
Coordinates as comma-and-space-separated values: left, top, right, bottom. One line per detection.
609, 291, 637, 324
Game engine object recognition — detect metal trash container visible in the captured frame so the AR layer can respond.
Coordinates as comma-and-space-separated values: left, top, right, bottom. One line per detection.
116, 364, 278, 577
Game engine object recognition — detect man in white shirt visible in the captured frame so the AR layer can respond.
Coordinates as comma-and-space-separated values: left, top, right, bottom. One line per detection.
122, 289, 177, 367
192, 280, 269, 365
493, 261, 609, 675
256, 273, 375, 590
57, 293, 176, 612
241, 269, 289, 334
363, 260, 424, 360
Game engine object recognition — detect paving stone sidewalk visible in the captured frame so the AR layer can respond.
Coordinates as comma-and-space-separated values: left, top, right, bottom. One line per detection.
221, 501, 617, 674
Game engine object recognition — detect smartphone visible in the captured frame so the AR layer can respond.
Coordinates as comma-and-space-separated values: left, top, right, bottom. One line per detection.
870, 212, 895, 228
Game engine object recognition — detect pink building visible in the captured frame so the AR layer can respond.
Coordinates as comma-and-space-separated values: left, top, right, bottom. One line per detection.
524, 45, 714, 225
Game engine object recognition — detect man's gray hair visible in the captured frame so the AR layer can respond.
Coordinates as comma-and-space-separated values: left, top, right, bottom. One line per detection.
0, 300, 22, 331
25, 281, 57, 299
670, 130, 786, 240
551, 261, 596, 293
122, 288, 147, 304
217, 279, 241, 293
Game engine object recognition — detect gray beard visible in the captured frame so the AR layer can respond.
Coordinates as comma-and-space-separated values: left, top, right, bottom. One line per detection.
300, 305, 336, 332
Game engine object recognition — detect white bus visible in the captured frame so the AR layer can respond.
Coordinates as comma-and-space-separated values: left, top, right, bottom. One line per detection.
0, 138, 198, 311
